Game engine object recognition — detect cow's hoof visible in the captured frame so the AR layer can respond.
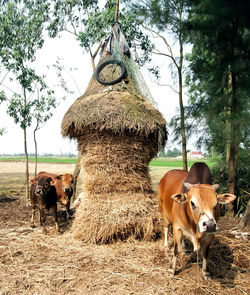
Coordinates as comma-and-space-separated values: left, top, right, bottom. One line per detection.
203, 272, 212, 281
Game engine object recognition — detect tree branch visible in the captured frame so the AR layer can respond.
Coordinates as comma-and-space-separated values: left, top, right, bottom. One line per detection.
152, 50, 176, 63
142, 24, 179, 69
156, 82, 179, 95
0, 70, 10, 85
0, 83, 18, 99
64, 28, 78, 37
92, 40, 103, 60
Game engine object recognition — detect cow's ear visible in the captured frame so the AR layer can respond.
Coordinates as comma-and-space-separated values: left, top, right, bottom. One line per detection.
29, 179, 35, 184
56, 175, 62, 180
184, 182, 193, 191
212, 184, 219, 190
50, 180, 57, 186
75, 176, 78, 180
217, 193, 236, 204
171, 193, 187, 204
48, 177, 56, 186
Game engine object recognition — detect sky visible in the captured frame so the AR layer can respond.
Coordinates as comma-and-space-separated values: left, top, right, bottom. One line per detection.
0, 31, 191, 155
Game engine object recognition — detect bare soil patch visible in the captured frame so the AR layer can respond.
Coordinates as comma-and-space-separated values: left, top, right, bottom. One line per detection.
0, 162, 249, 295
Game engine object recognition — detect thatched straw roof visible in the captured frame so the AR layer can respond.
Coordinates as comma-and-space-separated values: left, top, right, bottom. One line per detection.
62, 24, 167, 147
62, 82, 167, 146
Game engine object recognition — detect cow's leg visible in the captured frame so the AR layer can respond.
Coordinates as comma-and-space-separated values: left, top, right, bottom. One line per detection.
51, 205, 60, 233
65, 202, 70, 220
200, 235, 214, 281
162, 212, 170, 248
164, 227, 168, 247
169, 227, 183, 277
39, 207, 47, 234
30, 205, 36, 228
164, 224, 170, 248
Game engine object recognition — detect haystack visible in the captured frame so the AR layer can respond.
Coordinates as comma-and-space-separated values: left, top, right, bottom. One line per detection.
61, 24, 167, 243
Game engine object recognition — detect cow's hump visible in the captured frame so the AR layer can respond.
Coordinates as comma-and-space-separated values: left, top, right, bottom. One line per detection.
183, 162, 211, 192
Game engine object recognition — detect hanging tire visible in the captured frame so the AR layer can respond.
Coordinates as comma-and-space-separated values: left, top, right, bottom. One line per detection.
95, 59, 127, 86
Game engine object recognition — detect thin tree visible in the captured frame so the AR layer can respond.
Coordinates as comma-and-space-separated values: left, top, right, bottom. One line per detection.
32, 60, 74, 175
127, 0, 190, 171
32, 88, 57, 175
0, 0, 52, 198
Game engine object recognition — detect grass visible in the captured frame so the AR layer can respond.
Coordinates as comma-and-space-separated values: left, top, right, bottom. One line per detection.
150, 157, 219, 169
0, 156, 77, 164
0, 156, 219, 168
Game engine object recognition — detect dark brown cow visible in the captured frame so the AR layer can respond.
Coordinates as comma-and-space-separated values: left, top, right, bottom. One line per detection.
35, 172, 77, 219
158, 162, 236, 280
30, 175, 59, 234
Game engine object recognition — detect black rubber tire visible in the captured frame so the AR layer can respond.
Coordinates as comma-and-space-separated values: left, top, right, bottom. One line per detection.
95, 59, 127, 85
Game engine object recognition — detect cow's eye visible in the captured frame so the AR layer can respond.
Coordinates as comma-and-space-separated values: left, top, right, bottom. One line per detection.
191, 201, 196, 209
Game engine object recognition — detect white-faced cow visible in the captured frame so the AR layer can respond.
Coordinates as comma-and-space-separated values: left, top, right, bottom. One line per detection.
30, 175, 59, 234
34, 172, 77, 220
158, 162, 236, 280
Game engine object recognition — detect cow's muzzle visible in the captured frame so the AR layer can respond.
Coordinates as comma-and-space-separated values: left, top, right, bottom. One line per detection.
35, 188, 43, 195
64, 187, 72, 193
203, 219, 217, 233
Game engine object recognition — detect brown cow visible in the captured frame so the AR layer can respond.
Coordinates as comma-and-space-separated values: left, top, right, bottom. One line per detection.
158, 162, 236, 280
35, 172, 77, 219
30, 175, 59, 234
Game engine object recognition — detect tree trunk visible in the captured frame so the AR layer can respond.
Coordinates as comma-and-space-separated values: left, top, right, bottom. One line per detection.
90, 56, 95, 72
228, 144, 238, 195
23, 88, 29, 199
24, 126, 29, 199
178, 40, 187, 171
225, 107, 231, 165
226, 65, 239, 216
228, 70, 239, 195
33, 119, 39, 176
114, 0, 119, 23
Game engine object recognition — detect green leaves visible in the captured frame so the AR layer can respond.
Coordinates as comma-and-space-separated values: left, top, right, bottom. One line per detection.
0, 1, 59, 131
7, 93, 33, 128
48, 0, 154, 67
186, 0, 250, 153
0, 1, 48, 86
0, 90, 6, 103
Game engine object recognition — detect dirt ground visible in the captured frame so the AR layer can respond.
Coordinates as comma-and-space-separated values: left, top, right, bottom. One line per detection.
0, 162, 249, 295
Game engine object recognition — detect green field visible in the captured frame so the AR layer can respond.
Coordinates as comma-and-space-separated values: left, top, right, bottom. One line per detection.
0, 156, 219, 168
0, 156, 77, 164
150, 157, 219, 168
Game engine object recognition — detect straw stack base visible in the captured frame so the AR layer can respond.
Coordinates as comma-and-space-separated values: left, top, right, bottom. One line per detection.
72, 192, 161, 244
72, 131, 162, 243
